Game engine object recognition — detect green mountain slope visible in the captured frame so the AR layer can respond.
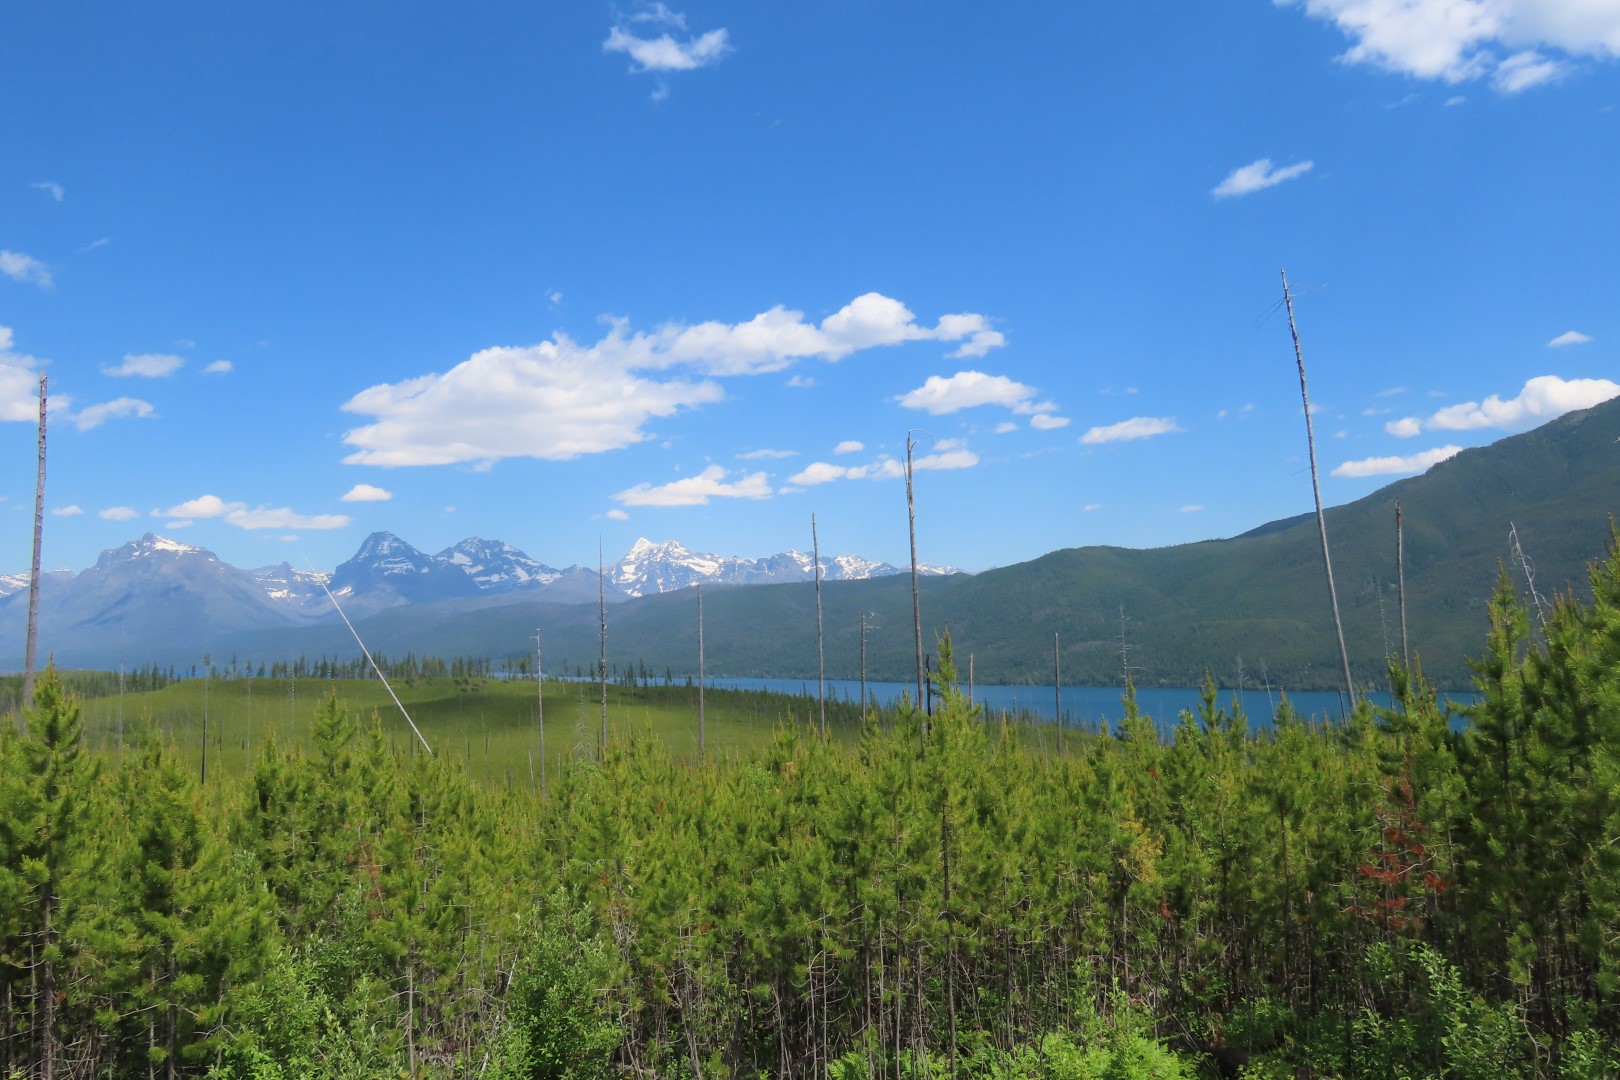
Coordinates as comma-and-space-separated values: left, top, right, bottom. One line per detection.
220, 396, 1619, 691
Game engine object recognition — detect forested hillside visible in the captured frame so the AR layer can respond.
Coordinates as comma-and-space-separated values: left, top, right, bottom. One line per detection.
3, 536, 1620, 1076
237, 392, 1620, 692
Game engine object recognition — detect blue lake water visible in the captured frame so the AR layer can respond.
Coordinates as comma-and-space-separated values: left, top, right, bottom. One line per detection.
697, 676, 1475, 729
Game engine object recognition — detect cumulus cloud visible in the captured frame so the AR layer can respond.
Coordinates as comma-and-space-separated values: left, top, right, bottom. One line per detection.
604, 4, 729, 90
0, 326, 46, 422
1079, 416, 1182, 445
1332, 445, 1464, 477
833, 440, 864, 454
340, 483, 393, 502
52, 505, 83, 516
73, 397, 154, 431
788, 462, 852, 486
0, 250, 52, 288
103, 353, 184, 378
790, 446, 981, 486
1278, 0, 1620, 93
613, 465, 770, 507
1548, 330, 1592, 347
605, 508, 630, 520
896, 369, 1063, 429
342, 293, 1003, 467
995, 422, 1018, 434
32, 182, 64, 203
738, 448, 797, 460
203, 359, 234, 374
99, 506, 139, 521
1212, 158, 1314, 198
154, 494, 349, 530
1389, 374, 1620, 436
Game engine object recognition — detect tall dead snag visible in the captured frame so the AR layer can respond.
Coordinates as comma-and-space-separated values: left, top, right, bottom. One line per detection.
905, 433, 925, 714
813, 513, 826, 740
535, 628, 547, 796
697, 585, 706, 760
598, 539, 608, 756
23, 373, 46, 718
1281, 270, 1356, 709
1396, 501, 1410, 670
1053, 631, 1062, 754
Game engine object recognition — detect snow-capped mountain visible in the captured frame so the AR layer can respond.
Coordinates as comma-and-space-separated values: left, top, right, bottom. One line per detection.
0, 531, 965, 667
436, 537, 562, 590
609, 537, 960, 598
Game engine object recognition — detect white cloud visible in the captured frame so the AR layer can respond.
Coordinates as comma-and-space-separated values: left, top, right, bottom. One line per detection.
203, 359, 233, 374
614, 465, 771, 507
548, 290, 563, 305
1548, 329, 1592, 347
605, 508, 630, 520
876, 449, 980, 476
789, 462, 850, 486
340, 483, 393, 502
1212, 158, 1314, 198
1332, 445, 1464, 477
157, 495, 234, 519
225, 506, 350, 530
787, 374, 815, 388
1386, 416, 1424, 437
1445, 94, 1469, 104
52, 505, 83, 516
165, 520, 194, 529
73, 397, 154, 431
155, 493, 349, 530
1279, 0, 1620, 92
995, 422, 1018, 434
31, 181, 64, 203
0, 326, 45, 422
1378, 386, 1408, 397
1080, 416, 1182, 445
99, 506, 139, 521
0, 250, 52, 288
738, 448, 797, 460
794, 445, 982, 486
1084, 503, 1102, 512
103, 353, 184, 378
1426, 374, 1620, 430
833, 440, 864, 454
1180, 505, 1205, 513
1030, 413, 1071, 430
342, 293, 1003, 467
898, 370, 1037, 414
1493, 49, 1566, 89
604, 4, 730, 75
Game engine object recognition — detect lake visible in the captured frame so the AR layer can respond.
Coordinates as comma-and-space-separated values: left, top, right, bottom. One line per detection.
698, 676, 1475, 729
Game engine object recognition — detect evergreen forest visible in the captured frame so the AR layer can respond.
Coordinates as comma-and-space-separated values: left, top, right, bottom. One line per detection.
4, 537, 1620, 1078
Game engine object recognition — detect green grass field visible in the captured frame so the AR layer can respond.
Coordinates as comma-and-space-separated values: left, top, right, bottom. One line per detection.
14, 672, 878, 785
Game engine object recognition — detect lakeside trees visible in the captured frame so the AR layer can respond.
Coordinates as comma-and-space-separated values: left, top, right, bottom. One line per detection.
0, 537, 1618, 1076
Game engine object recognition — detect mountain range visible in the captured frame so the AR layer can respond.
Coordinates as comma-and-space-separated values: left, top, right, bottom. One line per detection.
2, 395, 1617, 690
0, 533, 958, 669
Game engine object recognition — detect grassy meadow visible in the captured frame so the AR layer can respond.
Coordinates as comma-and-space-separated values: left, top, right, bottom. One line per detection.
13, 670, 883, 784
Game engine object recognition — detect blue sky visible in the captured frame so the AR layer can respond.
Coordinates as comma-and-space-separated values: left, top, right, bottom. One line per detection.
1, 1, 1616, 576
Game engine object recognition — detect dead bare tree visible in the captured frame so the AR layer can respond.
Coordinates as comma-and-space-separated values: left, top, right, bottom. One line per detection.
599, 539, 608, 756
905, 431, 928, 717
813, 514, 826, 740
1509, 521, 1549, 633
698, 585, 706, 760
1053, 632, 1062, 754
22, 373, 46, 719
1281, 270, 1356, 709
534, 628, 547, 796
1396, 501, 1411, 670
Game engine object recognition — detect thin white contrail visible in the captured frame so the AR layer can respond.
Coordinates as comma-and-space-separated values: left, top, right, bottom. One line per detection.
306, 558, 433, 756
